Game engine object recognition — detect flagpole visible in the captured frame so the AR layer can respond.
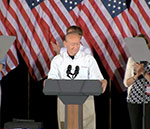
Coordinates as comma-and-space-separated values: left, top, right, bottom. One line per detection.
27, 71, 30, 119
109, 77, 111, 129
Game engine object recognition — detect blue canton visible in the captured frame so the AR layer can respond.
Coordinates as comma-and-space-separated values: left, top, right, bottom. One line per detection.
102, 0, 127, 18
25, 0, 44, 9
146, 0, 150, 8
61, 0, 83, 12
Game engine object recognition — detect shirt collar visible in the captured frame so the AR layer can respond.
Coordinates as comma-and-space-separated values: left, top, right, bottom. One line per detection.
64, 50, 81, 60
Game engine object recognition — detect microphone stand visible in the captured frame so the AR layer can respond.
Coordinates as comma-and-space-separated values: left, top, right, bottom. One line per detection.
66, 65, 79, 80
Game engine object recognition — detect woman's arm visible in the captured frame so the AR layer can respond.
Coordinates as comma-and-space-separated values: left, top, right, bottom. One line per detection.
124, 57, 134, 87
0, 63, 3, 71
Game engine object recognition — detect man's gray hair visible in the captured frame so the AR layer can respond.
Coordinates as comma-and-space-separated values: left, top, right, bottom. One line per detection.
65, 31, 81, 41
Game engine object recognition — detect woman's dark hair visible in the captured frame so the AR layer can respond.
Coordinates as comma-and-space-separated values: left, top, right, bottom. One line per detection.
137, 34, 149, 44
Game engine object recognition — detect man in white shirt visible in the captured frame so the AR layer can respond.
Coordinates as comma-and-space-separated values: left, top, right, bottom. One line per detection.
48, 31, 107, 129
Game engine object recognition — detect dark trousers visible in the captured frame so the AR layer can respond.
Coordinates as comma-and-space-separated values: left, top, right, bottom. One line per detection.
128, 103, 150, 129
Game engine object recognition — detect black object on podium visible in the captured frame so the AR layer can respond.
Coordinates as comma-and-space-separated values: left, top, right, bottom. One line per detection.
4, 119, 43, 129
43, 79, 102, 129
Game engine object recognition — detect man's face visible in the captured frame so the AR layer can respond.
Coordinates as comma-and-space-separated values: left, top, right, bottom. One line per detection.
64, 33, 80, 56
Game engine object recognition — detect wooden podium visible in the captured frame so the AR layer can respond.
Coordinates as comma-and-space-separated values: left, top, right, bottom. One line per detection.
43, 79, 102, 129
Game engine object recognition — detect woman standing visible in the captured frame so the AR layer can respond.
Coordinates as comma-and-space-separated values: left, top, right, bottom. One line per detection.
124, 34, 150, 129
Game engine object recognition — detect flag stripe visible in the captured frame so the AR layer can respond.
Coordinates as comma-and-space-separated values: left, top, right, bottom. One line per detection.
129, 0, 150, 39
128, 7, 141, 34
137, 0, 150, 28
83, 1, 126, 70
0, 0, 19, 76
5, 0, 57, 80
124, 10, 138, 36
4, 1, 42, 79
77, 0, 130, 91
0, 11, 18, 67
79, 18, 123, 92
92, 0, 128, 62
13, 0, 49, 74
40, 1, 67, 41
41, 0, 92, 50
32, 5, 55, 60
78, 5, 124, 92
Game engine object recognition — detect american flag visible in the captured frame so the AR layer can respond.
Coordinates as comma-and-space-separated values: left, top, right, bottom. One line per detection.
40, 0, 133, 92
2, 0, 55, 80
40, 0, 92, 50
129, 0, 150, 38
78, 0, 133, 92
2, 0, 133, 92
0, 0, 19, 77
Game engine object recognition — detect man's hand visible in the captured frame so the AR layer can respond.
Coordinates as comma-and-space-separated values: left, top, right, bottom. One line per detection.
0, 63, 3, 71
101, 79, 107, 93
51, 41, 61, 54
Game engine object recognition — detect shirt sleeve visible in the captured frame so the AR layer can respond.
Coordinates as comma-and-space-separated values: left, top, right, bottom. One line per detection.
48, 56, 60, 79
88, 56, 104, 80
123, 57, 135, 87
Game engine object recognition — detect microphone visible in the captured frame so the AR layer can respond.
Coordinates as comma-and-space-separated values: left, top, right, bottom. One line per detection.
73, 66, 79, 79
66, 65, 72, 79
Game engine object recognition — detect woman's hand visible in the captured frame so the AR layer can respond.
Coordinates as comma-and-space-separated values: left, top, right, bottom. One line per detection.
134, 63, 144, 75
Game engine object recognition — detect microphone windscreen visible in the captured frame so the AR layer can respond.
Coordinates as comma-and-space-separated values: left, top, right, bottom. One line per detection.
75, 66, 79, 73
68, 65, 72, 70
66, 65, 72, 74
